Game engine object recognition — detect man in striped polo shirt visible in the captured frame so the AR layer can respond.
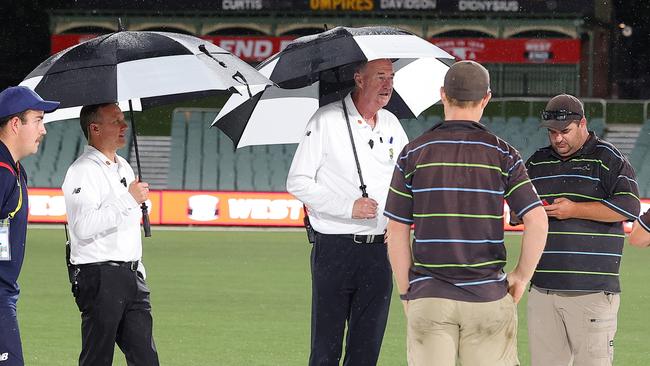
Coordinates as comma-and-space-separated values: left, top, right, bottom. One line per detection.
629, 207, 650, 247
384, 60, 548, 366
523, 94, 640, 366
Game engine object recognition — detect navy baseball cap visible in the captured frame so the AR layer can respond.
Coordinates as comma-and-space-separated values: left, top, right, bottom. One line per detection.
0, 86, 60, 119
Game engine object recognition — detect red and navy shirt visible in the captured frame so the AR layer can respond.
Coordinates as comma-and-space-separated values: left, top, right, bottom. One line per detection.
0, 140, 29, 298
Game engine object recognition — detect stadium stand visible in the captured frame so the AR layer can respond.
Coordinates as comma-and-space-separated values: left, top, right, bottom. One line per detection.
23, 120, 83, 187
629, 119, 650, 197
24, 109, 650, 198
168, 109, 298, 192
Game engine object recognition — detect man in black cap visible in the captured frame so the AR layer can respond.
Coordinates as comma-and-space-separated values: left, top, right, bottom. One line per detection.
520, 94, 639, 366
385, 60, 548, 366
0, 86, 59, 366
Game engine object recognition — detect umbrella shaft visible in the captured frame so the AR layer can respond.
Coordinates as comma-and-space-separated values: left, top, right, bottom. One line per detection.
341, 98, 368, 197
128, 100, 143, 180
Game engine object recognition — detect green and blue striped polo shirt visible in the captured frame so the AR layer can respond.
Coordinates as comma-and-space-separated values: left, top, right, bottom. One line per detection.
384, 120, 541, 302
639, 209, 650, 233
527, 132, 640, 293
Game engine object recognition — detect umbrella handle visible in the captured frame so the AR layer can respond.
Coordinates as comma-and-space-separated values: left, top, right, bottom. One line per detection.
141, 203, 151, 237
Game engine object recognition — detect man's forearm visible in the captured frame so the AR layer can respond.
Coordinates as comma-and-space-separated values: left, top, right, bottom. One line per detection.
386, 220, 412, 294
572, 201, 628, 222
66, 193, 135, 240
513, 206, 548, 280
287, 175, 353, 219
629, 220, 650, 248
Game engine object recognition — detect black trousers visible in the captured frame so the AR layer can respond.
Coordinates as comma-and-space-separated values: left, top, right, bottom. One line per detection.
73, 265, 159, 366
309, 234, 392, 366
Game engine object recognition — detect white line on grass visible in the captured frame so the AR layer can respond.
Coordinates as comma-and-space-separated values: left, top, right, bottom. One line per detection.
29, 223, 305, 232
31, 224, 531, 236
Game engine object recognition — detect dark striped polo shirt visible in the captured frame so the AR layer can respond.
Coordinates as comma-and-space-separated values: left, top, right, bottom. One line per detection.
527, 132, 640, 293
638, 209, 650, 233
384, 120, 541, 302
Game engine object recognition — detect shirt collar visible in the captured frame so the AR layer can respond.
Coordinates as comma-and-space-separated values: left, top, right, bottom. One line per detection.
344, 93, 383, 132
429, 120, 488, 132
545, 131, 598, 160
85, 145, 119, 167
0, 139, 18, 172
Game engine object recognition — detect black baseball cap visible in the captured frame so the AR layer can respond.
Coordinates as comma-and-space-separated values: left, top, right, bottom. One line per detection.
0, 86, 60, 119
540, 94, 584, 130
443, 60, 491, 101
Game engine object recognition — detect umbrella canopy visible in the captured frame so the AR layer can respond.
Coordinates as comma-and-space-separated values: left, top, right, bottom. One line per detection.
212, 26, 454, 148
21, 30, 273, 122
20, 30, 273, 237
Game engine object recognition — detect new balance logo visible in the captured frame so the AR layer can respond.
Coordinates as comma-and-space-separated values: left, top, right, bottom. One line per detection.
72, 187, 81, 194
0, 352, 9, 361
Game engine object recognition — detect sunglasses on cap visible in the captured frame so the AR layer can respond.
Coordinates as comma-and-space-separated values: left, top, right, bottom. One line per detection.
541, 109, 583, 121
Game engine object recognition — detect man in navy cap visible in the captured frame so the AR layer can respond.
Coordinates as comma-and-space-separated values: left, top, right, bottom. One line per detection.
0, 86, 59, 366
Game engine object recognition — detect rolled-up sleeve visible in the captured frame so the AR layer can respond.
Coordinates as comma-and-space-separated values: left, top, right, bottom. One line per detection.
638, 209, 650, 233
506, 152, 542, 218
602, 156, 640, 221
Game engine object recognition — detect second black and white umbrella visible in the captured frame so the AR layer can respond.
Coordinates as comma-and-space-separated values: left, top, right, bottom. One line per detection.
213, 26, 454, 148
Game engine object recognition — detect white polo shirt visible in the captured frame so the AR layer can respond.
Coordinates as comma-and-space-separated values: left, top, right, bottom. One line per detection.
287, 93, 408, 235
62, 146, 146, 276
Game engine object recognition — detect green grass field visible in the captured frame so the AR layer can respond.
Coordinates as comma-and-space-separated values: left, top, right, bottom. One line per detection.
16, 228, 650, 365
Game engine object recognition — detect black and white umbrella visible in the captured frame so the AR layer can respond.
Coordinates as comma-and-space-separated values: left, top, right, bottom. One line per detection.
20, 29, 273, 235
21, 30, 272, 122
213, 26, 454, 148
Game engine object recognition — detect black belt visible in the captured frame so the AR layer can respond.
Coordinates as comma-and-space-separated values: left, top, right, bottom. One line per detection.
320, 233, 385, 244
77, 260, 139, 272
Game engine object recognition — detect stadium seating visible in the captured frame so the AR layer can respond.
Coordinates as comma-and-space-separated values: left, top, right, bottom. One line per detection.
23, 121, 83, 187
168, 109, 298, 192
629, 119, 650, 197
26, 109, 650, 198
403, 115, 440, 139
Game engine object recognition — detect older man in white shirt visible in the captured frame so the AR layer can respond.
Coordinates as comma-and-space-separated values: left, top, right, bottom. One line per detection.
287, 59, 409, 366
62, 103, 158, 366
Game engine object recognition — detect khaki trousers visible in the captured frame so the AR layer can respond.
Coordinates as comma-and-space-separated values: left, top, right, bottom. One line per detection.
527, 286, 619, 366
406, 295, 519, 366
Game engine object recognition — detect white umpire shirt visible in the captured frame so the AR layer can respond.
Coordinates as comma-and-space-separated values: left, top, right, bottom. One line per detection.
62, 145, 146, 277
287, 93, 408, 235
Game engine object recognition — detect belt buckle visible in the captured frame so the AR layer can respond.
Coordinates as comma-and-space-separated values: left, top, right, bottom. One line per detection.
353, 234, 374, 244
